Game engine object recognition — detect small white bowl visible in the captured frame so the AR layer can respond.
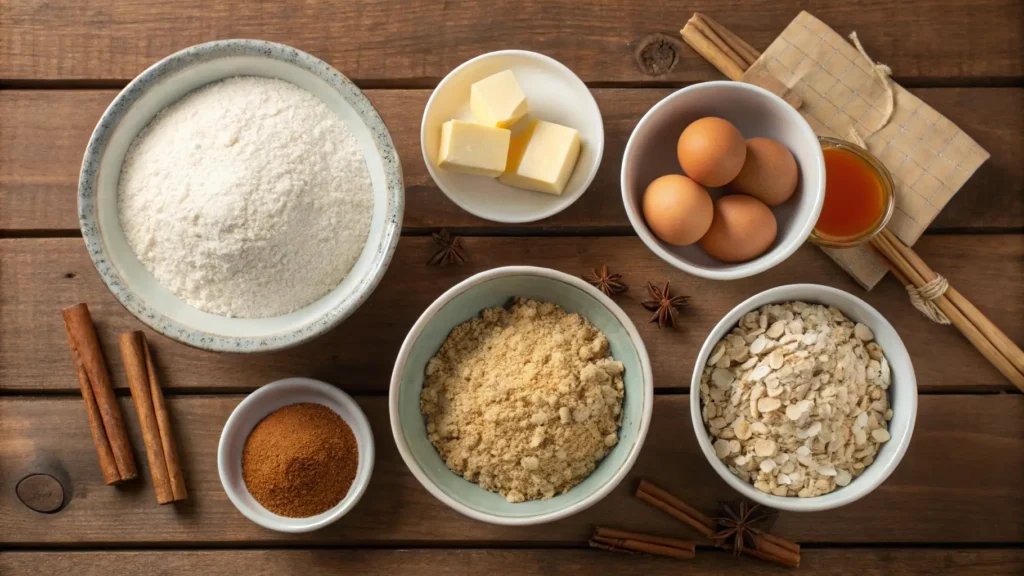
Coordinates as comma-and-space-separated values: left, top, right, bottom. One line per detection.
79, 40, 404, 352
421, 50, 604, 223
218, 377, 375, 532
390, 266, 652, 525
621, 81, 825, 280
690, 284, 917, 512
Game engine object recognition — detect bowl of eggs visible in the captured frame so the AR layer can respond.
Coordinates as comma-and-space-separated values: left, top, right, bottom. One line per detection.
621, 81, 825, 280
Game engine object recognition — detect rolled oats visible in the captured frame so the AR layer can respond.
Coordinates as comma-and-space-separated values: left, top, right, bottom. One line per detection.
700, 301, 892, 498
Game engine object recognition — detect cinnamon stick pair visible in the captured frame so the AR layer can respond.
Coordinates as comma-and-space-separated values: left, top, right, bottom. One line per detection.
589, 527, 696, 561
871, 230, 1024, 391
62, 304, 138, 484
120, 331, 188, 503
62, 304, 187, 502
680, 13, 802, 109
636, 480, 801, 568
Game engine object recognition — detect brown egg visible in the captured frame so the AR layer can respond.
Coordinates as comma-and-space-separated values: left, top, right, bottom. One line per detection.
731, 137, 799, 206
677, 117, 747, 188
700, 194, 778, 263
642, 174, 713, 246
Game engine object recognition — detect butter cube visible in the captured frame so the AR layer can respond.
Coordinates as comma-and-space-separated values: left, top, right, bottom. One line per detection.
437, 119, 510, 177
499, 120, 581, 195
470, 70, 529, 128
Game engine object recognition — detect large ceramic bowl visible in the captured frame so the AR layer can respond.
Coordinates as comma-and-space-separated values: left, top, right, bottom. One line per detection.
690, 284, 917, 512
79, 40, 404, 352
390, 266, 653, 525
622, 81, 825, 280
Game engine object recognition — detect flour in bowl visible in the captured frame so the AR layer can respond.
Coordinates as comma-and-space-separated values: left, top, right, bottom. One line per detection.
118, 76, 374, 318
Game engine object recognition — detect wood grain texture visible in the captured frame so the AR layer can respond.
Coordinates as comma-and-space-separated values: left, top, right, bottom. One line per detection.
1, 395, 1022, 545
2, 234, 1015, 393
2, 549, 1023, 575
0, 1, 1021, 83
2, 236, 1021, 393
1, 88, 1021, 232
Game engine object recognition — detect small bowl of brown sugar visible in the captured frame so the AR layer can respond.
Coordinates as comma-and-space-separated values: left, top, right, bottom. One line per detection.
218, 377, 374, 532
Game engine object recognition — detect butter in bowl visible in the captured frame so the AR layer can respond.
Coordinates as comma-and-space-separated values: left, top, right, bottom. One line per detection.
421, 50, 604, 223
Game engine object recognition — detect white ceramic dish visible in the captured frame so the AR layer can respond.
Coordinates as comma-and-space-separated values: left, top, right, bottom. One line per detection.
390, 266, 652, 525
79, 40, 404, 352
218, 377, 375, 533
421, 50, 604, 223
622, 81, 825, 280
690, 284, 917, 512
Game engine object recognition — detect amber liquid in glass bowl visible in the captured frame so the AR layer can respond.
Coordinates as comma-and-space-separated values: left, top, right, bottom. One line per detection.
810, 137, 895, 248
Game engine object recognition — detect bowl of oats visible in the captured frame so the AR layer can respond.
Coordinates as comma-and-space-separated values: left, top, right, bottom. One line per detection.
691, 284, 917, 512
389, 266, 653, 525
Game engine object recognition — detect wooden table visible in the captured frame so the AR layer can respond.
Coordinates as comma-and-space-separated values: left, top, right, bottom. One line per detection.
1, 1, 1022, 574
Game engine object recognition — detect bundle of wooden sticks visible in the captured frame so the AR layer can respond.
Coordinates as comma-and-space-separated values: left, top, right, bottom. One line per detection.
680, 13, 1024, 392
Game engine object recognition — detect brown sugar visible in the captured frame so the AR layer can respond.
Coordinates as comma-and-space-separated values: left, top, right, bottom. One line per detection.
242, 402, 358, 518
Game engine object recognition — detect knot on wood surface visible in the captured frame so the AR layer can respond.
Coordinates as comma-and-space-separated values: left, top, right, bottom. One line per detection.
16, 473, 66, 513
633, 33, 681, 77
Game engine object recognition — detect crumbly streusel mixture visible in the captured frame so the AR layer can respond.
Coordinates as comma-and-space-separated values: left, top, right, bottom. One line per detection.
421, 298, 624, 503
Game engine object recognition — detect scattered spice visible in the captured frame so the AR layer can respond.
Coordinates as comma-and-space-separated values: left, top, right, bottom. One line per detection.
641, 281, 689, 328
583, 264, 628, 297
242, 403, 358, 518
427, 229, 467, 266
711, 500, 776, 555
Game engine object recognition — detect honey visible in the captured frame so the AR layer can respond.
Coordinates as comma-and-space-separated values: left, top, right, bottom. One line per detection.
810, 138, 894, 248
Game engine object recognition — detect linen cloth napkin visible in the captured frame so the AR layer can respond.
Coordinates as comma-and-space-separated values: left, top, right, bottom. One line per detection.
742, 11, 989, 289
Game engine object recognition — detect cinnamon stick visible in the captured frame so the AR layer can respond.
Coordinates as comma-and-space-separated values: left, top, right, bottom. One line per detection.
871, 234, 1024, 391
144, 337, 187, 501
590, 535, 695, 561
636, 480, 715, 537
594, 527, 697, 553
695, 13, 761, 66
680, 15, 802, 109
119, 331, 187, 503
62, 304, 137, 483
880, 229, 1024, 377
680, 18, 746, 81
751, 533, 802, 568
634, 480, 801, 568
74, 360, 121, 484
687, 15, 748, 75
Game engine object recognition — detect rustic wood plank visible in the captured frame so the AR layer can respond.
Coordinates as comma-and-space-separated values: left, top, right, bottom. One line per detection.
0, 1, 1021, 83
2, 236, 1021, 393
2, 549, 1023, 575
1, 395, 1022, 545
1, 88, 1021, 232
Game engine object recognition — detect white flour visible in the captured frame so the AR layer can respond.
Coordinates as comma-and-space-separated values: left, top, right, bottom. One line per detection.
118, 76, 374, 318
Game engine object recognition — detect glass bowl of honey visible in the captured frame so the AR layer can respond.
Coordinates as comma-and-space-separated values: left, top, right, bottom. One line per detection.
809, 136, 895, 248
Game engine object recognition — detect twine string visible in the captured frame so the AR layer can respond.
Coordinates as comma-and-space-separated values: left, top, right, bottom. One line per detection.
906, 274, 951, 325
845, 31, 895, 148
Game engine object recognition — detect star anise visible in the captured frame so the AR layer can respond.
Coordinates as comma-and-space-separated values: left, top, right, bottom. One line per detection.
641, 281, 689, 328
711, 500, 777, 555
583, 265, 628, 297
427, 229, 467, 266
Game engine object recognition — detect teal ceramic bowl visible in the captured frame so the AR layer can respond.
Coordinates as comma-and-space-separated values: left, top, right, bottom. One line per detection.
389, 266, 653, 525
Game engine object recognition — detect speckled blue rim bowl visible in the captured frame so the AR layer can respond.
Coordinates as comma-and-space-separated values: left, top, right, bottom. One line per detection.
78, 39, 404, 353
389, 266, 654, 525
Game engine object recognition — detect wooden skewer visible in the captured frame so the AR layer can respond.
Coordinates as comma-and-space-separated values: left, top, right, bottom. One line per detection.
880, 229, 1024, 376
871, 234, 1024, 391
